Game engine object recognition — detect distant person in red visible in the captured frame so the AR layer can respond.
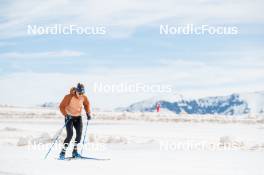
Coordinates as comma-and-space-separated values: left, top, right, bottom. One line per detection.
156, 102, 160, 112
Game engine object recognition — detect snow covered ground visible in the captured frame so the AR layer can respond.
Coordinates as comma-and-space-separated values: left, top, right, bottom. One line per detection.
0, 106, 264, 175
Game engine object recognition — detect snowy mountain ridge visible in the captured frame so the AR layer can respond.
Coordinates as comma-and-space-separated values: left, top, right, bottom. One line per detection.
120, 91, 264, 115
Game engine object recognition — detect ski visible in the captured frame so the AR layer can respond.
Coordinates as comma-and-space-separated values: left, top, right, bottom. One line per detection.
58, 156, 110, 161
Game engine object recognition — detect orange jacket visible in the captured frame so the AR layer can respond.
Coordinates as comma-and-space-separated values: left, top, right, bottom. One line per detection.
59, 87, 91, 117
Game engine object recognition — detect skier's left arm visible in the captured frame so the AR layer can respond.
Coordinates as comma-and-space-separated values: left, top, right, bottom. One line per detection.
83, 95, 91, 120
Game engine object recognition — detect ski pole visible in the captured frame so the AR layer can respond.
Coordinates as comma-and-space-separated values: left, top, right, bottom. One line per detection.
44, 119, 70, 159
81, 120, 89, 155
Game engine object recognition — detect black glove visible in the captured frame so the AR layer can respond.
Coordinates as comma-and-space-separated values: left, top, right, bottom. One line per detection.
86, 113, 91, 120
65, 114, 72, 121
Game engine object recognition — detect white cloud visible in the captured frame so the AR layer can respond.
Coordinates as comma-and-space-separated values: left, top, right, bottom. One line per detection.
0, 56, 263, 109
0, 0, 263, 38
0, 50, 84, 59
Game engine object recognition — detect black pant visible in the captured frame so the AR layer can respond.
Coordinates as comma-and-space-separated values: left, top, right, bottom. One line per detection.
63, 116, 83, 145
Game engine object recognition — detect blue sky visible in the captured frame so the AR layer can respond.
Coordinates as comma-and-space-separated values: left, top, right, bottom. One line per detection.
0, 0, 264, 109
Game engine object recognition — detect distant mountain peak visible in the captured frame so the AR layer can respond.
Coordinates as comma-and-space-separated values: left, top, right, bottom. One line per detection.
119, 91, 264, 115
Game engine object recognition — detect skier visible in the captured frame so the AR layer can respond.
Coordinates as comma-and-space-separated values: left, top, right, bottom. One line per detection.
58, 83, 91, 159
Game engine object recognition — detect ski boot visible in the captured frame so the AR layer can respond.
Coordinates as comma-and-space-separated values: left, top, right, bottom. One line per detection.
72, 149, 82, 158
59, 151, 65, 160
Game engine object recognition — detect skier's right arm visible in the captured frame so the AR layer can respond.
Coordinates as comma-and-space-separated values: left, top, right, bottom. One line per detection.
59, 95, 71, 117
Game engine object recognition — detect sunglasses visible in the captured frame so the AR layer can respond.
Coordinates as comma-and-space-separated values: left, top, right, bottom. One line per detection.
77, 91, 84, 95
